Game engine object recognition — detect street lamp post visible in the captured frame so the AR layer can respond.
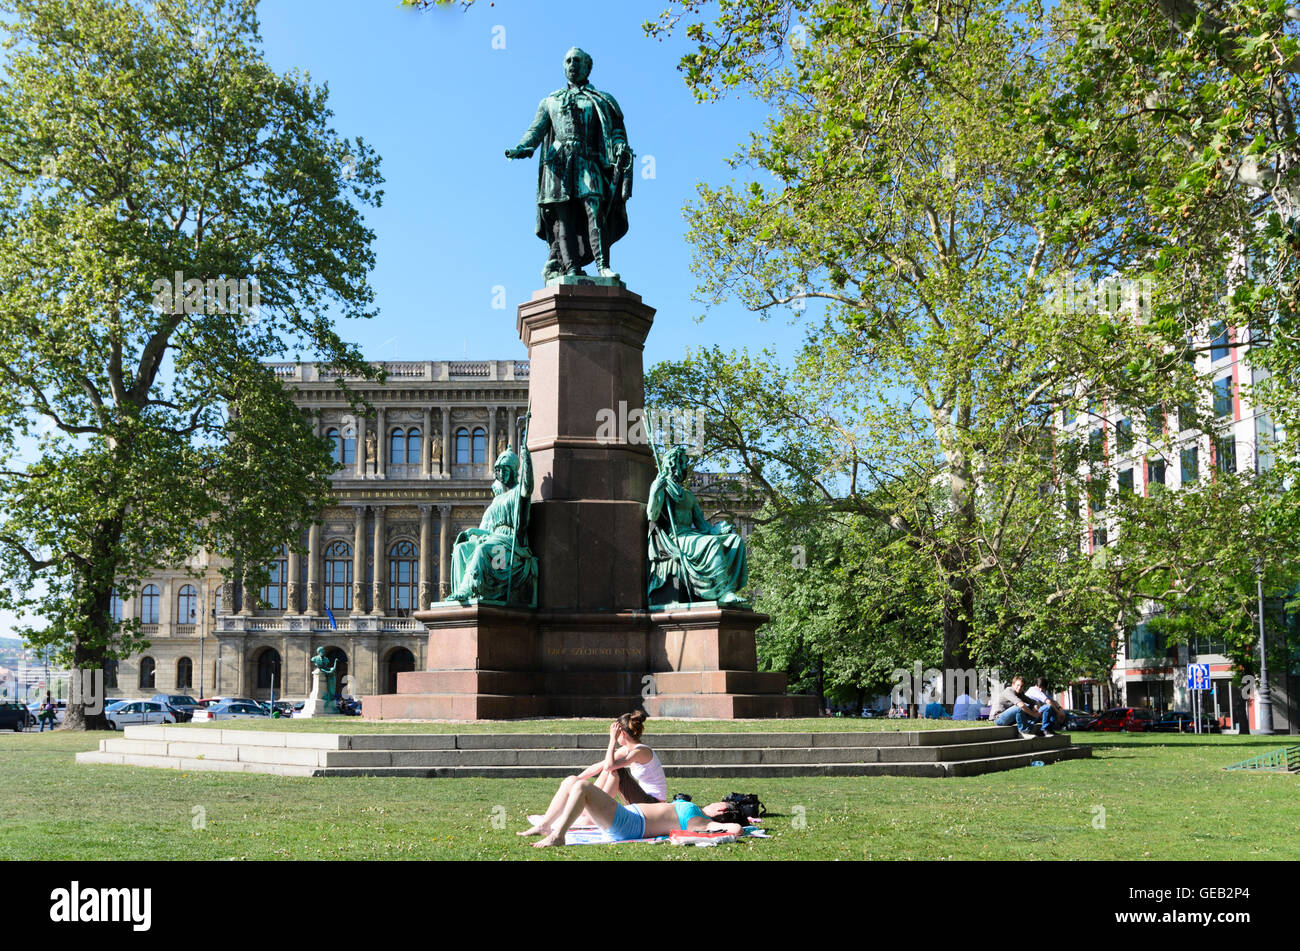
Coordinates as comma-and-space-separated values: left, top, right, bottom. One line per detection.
1254, 565, 1275, 735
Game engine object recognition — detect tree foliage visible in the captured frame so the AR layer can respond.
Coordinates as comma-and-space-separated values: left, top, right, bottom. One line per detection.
0, 0, 382, 727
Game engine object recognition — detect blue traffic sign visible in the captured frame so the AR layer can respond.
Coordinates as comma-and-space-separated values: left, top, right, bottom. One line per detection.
1187, 663, 1211, 690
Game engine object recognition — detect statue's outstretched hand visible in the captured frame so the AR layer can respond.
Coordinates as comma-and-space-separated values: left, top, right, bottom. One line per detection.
505, 147, 534, 159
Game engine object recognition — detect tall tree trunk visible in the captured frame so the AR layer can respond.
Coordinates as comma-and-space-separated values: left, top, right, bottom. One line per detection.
63, 516, 124, 731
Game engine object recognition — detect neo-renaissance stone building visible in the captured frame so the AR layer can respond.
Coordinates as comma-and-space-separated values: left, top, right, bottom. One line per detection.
113, 360, 529, 702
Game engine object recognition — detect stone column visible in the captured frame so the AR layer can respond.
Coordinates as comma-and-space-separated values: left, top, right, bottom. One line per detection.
510, 406, 522, 453
421, 408, 432, 478
487, 405, 497, 469
306, 523, 322, 615
237, 572, 253, 616
440, 407, 451, 478
375, 407, 387, 479
438, 504, 452, 598
418, 503, 434, 608
352, 505, 367, 614
286, 539, 302, 614
354, 414, 367, 478
371, 504, 387, 615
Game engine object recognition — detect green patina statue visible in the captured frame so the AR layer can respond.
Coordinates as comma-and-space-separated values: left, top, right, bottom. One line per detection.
505, 47, 633, 283
647, 445, 749, 609
309, 647, 339, 712
447, 424, 538, 606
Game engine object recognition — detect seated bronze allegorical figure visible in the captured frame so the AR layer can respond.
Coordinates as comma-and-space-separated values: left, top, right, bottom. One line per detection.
446, 431, 538, 608
646, 445, 749, 609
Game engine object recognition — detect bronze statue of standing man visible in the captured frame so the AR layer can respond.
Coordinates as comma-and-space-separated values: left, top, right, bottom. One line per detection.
506, 48, 633, 283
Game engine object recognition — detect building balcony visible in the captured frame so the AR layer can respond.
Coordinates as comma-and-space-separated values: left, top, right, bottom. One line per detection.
214, 614, 425, 635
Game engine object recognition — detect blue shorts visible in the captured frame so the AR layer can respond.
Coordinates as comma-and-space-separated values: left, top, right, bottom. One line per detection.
605, 804, 646, 841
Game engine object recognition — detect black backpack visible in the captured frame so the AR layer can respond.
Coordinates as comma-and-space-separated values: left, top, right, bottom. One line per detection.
722, 792, 766, 820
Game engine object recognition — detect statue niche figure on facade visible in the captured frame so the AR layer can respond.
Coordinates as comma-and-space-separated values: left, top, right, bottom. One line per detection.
430, 430, 442, 473
447, 415, 537, 606
647, 445, 749, 609
506, 47, 633, 283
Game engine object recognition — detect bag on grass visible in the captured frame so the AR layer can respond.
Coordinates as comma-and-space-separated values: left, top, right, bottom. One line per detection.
722, 792, 766, 820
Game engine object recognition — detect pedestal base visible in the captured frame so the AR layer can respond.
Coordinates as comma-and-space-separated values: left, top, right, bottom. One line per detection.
361, 602, 818, 720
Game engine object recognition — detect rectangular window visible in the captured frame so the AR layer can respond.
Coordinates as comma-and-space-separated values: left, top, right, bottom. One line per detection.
1061, 404, 1076, 427
1116, 418, 1134, 454
1213, 377, 1233, 418
1181, 446, 1199, 484
1215, 436, 1237, 474
1118, 468, 1134, 494
1147, 457, 1166, 489
1178, 401, 1196, 432
1092, 526, 1108, 548
1088, 428, 1105, 464
1087, 477, 1106, 513
1210, 322, 1230, 362
1144, 404, 1163, 436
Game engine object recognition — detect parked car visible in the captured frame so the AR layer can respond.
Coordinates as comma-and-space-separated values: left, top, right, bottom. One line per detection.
1064, 709, 1099, 731
191, 701, 270, 723
1153, 710, 1221, 733
150, 694, 199, 722
1092, 706, 1156, 732
0, 701, 36, 731
106, 700, 177, 730
269, 701, 295, 719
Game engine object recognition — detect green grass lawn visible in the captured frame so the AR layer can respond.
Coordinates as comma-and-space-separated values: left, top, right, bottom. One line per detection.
1, 728, 1296, 860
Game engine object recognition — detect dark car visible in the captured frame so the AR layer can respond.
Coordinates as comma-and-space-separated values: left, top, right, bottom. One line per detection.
1153, 710, 1220, 733
1093, 706, 1156, 732
0, 701, 35, 732
150, 694, 199, 722
1064, 709, 1099, 731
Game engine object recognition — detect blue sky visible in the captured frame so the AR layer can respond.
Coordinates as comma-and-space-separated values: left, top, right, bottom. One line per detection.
256, 0, 812, 368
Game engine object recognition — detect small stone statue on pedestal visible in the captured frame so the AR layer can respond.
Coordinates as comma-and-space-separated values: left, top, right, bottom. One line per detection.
299, 647, 339, 718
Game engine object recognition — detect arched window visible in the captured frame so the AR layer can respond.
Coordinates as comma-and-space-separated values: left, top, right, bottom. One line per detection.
138, 656, 156, 689
455, 427, 471, 464
405, 427, 422, 464
176, 656, 193, 689
324, 647, 349, 693
472, 427, 487, 464
390, 427, 406, 464
256, 649, 283, 690
110, 590, 123, 623
261, 546, 287, 610
140, 585, 160, 624
104, 659, 119, 689
388, 540, 419, 613
327, 427, 341, 463
176, 584, 197, 625
341, 427, 356, 465
324, 540, 352, 611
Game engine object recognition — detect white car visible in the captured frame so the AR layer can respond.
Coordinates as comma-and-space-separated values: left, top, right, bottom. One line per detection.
190, 701, 269, 723
106, 700, 177, 730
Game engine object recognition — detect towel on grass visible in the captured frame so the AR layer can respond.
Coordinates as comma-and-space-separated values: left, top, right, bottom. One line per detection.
526, 816, 768, 846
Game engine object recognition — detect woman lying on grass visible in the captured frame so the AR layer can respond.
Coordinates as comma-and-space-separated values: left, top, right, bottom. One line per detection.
522, 782, 746, 848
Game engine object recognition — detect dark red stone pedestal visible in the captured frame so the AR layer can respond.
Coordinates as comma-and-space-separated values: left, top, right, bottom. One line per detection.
362, 284, 816, 720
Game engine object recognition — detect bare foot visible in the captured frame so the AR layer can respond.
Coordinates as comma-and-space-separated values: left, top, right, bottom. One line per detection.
533, 831, 564, 848
517, 824, 549, 836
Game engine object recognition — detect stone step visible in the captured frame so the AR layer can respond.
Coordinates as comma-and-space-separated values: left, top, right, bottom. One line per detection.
77, 741, 1088, 779
114, 724, 1026, 750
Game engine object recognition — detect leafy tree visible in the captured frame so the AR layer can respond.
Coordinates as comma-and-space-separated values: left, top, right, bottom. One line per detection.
0, 0, 382, 728
1032, 0, 1300, 443
644, 0, 1189, 672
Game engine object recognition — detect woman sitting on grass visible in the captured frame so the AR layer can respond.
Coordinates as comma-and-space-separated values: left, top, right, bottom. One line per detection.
522, 782, 746, 847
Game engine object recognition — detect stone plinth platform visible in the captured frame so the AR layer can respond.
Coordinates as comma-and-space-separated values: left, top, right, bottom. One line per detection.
75, 724, 1091, 778
361, 602, 820, 720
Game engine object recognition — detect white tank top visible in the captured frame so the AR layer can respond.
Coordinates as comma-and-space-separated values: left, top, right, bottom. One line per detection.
626, 745, 668, 802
